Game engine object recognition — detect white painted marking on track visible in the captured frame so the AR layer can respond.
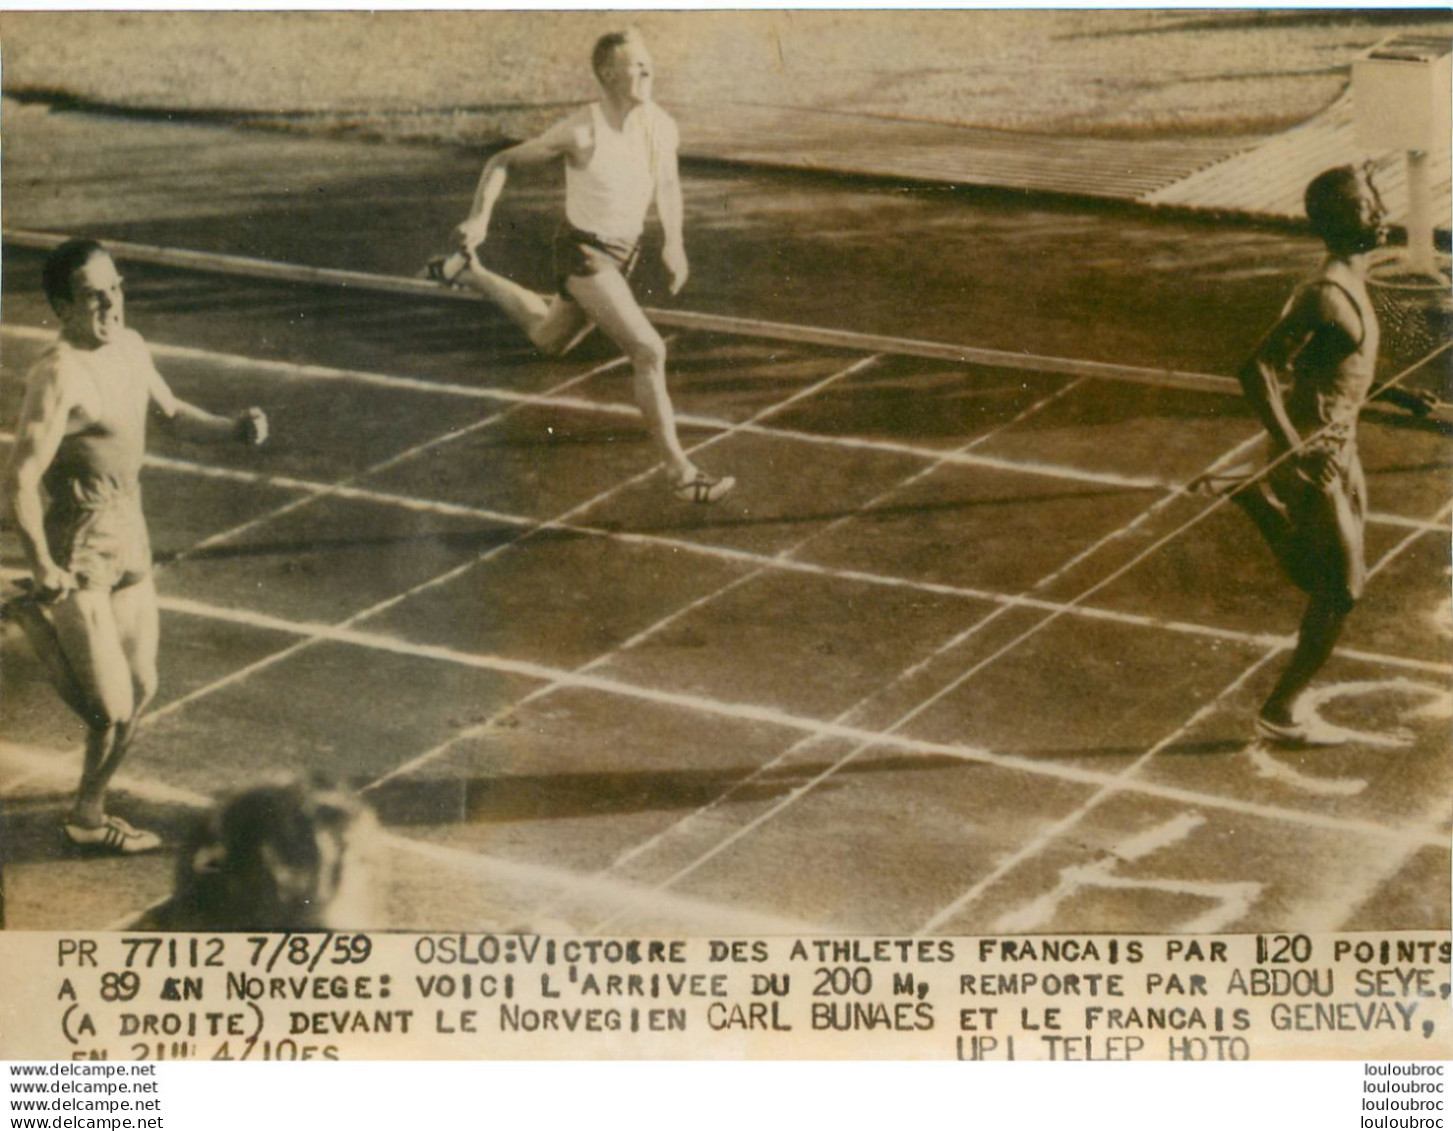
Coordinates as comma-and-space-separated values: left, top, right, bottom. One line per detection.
13, 439, 1425, 678
0, 333, 650, 777
586, 394, 1252, 922
1243, 744, 1369, 796
145, 592, 1444, 850
561, 376, 1095, 929
924, 496, 1453, 934
588, 392, 1451, 932
994, 813, 1263, 934
172, 344, 642, 563
388, 836, 828, 936
0, 229, 1252, 396
916, 648, 1282, 934
8, 321, 1444, 512
0, 323, 1188, 493
1245, 679, 1452, 796
5, 312, 1447, 930
993, 814, 1267, 930
365, 352, 884, 794
0, 742, 213, 809
1112, 811, 1208, 861
0, 742, 822, 935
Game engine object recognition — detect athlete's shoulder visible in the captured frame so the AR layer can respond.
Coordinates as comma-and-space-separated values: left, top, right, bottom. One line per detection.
121, 326, 157, 356
1298, 274, 1362, 327
645, 101, 680, 143
25, 337, 74, 390
544, 104, 597, 153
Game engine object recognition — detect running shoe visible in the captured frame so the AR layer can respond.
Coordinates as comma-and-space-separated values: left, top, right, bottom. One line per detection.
64, 815, 162, 854
671, 471, 736, 505
1254, 714, 1354, 748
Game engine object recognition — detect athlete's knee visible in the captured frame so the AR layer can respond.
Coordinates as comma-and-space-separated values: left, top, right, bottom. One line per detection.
530, 324, 570, 358
1312, 585, 1358, 617
624, 324, 668, 367
86, 681, 136, 733
132, 666, 160, 714
626, 331, 668, 376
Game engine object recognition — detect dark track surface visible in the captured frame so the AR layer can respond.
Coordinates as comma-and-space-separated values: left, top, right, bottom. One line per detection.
2, 107, 1449, 935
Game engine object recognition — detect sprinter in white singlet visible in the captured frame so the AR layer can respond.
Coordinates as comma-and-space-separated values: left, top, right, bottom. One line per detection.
428, 29, 734, 504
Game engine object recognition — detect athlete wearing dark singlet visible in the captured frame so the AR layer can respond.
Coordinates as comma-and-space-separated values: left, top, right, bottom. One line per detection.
1263, 266, 1380, 603
1234, 165, 1396, 744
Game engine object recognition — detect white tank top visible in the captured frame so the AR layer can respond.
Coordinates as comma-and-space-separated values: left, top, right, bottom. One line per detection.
565, 103, 672, 243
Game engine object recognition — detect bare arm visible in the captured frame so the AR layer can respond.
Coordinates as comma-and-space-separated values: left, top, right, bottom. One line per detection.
3, 364, 79, 593
1373, 386, 1444, 418
457, 116, 584, 248
654, 116, 688, 294
1237, 284, 1355, 454
148, 365, 267, 446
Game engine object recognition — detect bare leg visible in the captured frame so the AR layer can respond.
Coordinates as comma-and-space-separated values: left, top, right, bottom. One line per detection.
6, 596, 93, 720
47, 584, 144, 828
454, 257, 592, 356
1260, 593, 1353, 726
1232, 484, 1295, 568
564, 268, 696, 482
104, 577, 161, 791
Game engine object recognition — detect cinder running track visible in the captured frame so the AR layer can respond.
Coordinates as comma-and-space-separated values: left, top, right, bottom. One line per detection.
2, 104, 1449, 935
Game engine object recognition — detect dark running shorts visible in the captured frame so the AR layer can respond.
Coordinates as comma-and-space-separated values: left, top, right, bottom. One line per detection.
44, 488, 152, 592
1266, 443, 1367, 602
553, 224, 641, 299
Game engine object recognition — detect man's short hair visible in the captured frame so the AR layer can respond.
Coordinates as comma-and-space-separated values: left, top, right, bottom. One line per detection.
42, 238, 107, 312
167, 779, 377, 931
591, 29, 639, 78
1304, 166, 1362, 243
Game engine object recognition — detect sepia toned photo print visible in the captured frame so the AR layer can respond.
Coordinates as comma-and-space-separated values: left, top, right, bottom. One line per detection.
0, 8, 1449, 1062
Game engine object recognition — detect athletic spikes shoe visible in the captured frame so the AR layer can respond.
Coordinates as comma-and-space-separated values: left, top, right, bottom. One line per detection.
670, 470, 736, 505
421, 245, 473, 288
1254, 713, 1354, 748
64, 815, 162, 854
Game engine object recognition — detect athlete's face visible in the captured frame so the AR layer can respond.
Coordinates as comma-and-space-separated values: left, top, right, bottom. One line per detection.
59, 252, 125, 349
601, 38, 653, 106
1337, 172, 1387, 256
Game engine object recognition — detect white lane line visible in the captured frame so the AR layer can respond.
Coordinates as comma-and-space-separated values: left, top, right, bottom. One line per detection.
0, 324, 1198, 494
388, 836, 829, 936
8, 316, 1441, 924
127, 351, 883, 738
366, 352, 891, 794
369, 372, 1086, 790
82, 448, 1446, 677
0, 744, 824, 936
171, 348, 643, 563
0, 335, 642, 788
1299, 502, 1453, 932
0, 743, 214, 810
586, 434, 1271, 918
0, 229, 1247, 397
993, 814, 1264, 935
6, 346, 880, 839
496, 376, 1094, 928
591, 334, 1452, 925
8, 346, 878, 929
142, 592, 1446, 850
9, 322, 1445, 504
918, 499, 1453, 934
918, 651, 1281, 934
